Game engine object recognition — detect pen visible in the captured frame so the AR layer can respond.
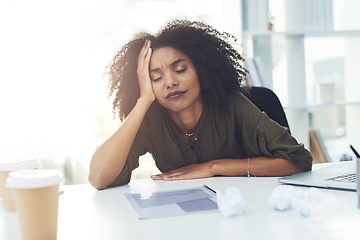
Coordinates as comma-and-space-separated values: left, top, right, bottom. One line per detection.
350, 145, 360, 158
203, 184, 216, 195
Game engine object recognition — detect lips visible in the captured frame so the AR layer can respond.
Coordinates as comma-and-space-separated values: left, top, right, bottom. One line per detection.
166, 90, 187, 99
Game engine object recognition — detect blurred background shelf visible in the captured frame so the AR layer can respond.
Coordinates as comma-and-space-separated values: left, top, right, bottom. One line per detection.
241, 0, 360, 162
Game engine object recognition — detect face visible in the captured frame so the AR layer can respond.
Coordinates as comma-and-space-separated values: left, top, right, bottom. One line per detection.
149, 47, 202, 113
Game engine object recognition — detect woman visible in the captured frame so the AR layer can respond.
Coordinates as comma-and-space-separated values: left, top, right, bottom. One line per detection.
89, 20, 312, 190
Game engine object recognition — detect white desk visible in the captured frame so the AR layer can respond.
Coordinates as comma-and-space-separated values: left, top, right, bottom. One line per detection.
1, 170, 360, 240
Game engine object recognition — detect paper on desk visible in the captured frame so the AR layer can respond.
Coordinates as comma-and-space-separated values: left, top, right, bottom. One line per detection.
269, 185, 337, 217
124, 186, 218, 219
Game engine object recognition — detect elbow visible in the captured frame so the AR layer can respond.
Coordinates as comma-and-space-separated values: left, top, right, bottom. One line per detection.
88, 170, 110, 190
88, 153, 129, 190
88, 152, 114, 190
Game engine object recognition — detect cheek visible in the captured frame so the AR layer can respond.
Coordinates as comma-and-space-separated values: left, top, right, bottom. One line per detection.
190, 74, 201, 91
151, 82, 162, 98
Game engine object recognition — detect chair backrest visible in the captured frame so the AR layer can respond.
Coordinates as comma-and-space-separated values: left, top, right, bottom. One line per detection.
247, 86, 291, 134
309, 129, 330, 163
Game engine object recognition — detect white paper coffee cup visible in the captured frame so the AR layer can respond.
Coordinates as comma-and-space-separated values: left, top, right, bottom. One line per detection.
6, 169, 61, 189
6, 169, 62, 240
0, 158, 40, 212
0, 158, 40, 172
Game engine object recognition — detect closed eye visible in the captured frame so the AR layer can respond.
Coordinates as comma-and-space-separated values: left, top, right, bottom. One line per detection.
175, 68, 186, 73
151, 76, 162, 82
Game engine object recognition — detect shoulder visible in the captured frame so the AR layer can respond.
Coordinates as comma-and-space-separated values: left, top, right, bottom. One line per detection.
205, 89, 262, 122
231, 89, 255, 105
132, 101, 167, 151
228, 89, 262, 118
143, 101, 167, 126
204, 89, 263, 132
132, 101, 167, 141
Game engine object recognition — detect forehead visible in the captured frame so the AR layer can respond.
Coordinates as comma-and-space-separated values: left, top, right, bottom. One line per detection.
150, 47, 190, 67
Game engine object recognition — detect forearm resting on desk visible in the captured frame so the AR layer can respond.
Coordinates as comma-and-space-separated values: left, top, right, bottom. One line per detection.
88, 98, 153, 190
151, 157, 302, 181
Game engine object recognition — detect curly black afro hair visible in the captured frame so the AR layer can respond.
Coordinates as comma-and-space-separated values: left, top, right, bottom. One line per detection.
106, 19, 249, 121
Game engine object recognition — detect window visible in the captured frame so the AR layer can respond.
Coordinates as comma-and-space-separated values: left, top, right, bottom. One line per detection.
0, 0, 241, 183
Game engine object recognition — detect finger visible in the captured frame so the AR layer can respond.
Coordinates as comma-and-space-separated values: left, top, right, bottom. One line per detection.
137, 40, 150, 65
163, 173, 192, 181
163, 166, 212, 181
162, 171, 188, 180
145, 47, 152, 63
151, 174, 163, 180
141, 40, 151, 59
137, 42, 152, 77
161, 169, 183, 178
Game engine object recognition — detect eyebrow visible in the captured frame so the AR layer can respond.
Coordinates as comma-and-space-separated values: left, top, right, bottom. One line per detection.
150, 59, 186, 73
170, 58, 185, 67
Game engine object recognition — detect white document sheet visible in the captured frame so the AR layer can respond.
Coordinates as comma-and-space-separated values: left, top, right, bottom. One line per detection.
124, 186, 218, 219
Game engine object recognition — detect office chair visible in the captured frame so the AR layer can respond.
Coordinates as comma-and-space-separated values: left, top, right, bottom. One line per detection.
247, 86, 291, 134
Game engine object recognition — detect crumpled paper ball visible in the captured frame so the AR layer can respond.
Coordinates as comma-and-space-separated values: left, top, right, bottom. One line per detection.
269, 185, 337, 217
268, 185, 295, 211
217, 187, 246, 218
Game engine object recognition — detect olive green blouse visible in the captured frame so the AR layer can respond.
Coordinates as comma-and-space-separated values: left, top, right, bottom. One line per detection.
109, 90, 313, 187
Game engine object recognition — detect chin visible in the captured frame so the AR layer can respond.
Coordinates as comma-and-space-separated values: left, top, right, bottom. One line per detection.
162, 104, 187, 113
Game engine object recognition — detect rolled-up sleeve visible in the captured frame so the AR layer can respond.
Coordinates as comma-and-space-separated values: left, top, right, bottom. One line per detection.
255, 112, 313, 171
108, 149, 140, 187
234, 91, 313, 172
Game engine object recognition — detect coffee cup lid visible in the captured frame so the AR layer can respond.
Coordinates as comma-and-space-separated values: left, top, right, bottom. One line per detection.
6, 169, 62, 189
0, 147, 40, 171
0, 158, 40, 171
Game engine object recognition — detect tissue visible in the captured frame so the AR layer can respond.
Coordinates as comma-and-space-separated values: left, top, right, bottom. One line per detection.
216, 187, 245, 217
269, 185, 337, 217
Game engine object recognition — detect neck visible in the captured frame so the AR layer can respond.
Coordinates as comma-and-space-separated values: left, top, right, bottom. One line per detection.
168, 102, 203, 136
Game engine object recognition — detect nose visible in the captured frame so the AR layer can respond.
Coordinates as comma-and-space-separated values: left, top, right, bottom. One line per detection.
165, 73, 179, 89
